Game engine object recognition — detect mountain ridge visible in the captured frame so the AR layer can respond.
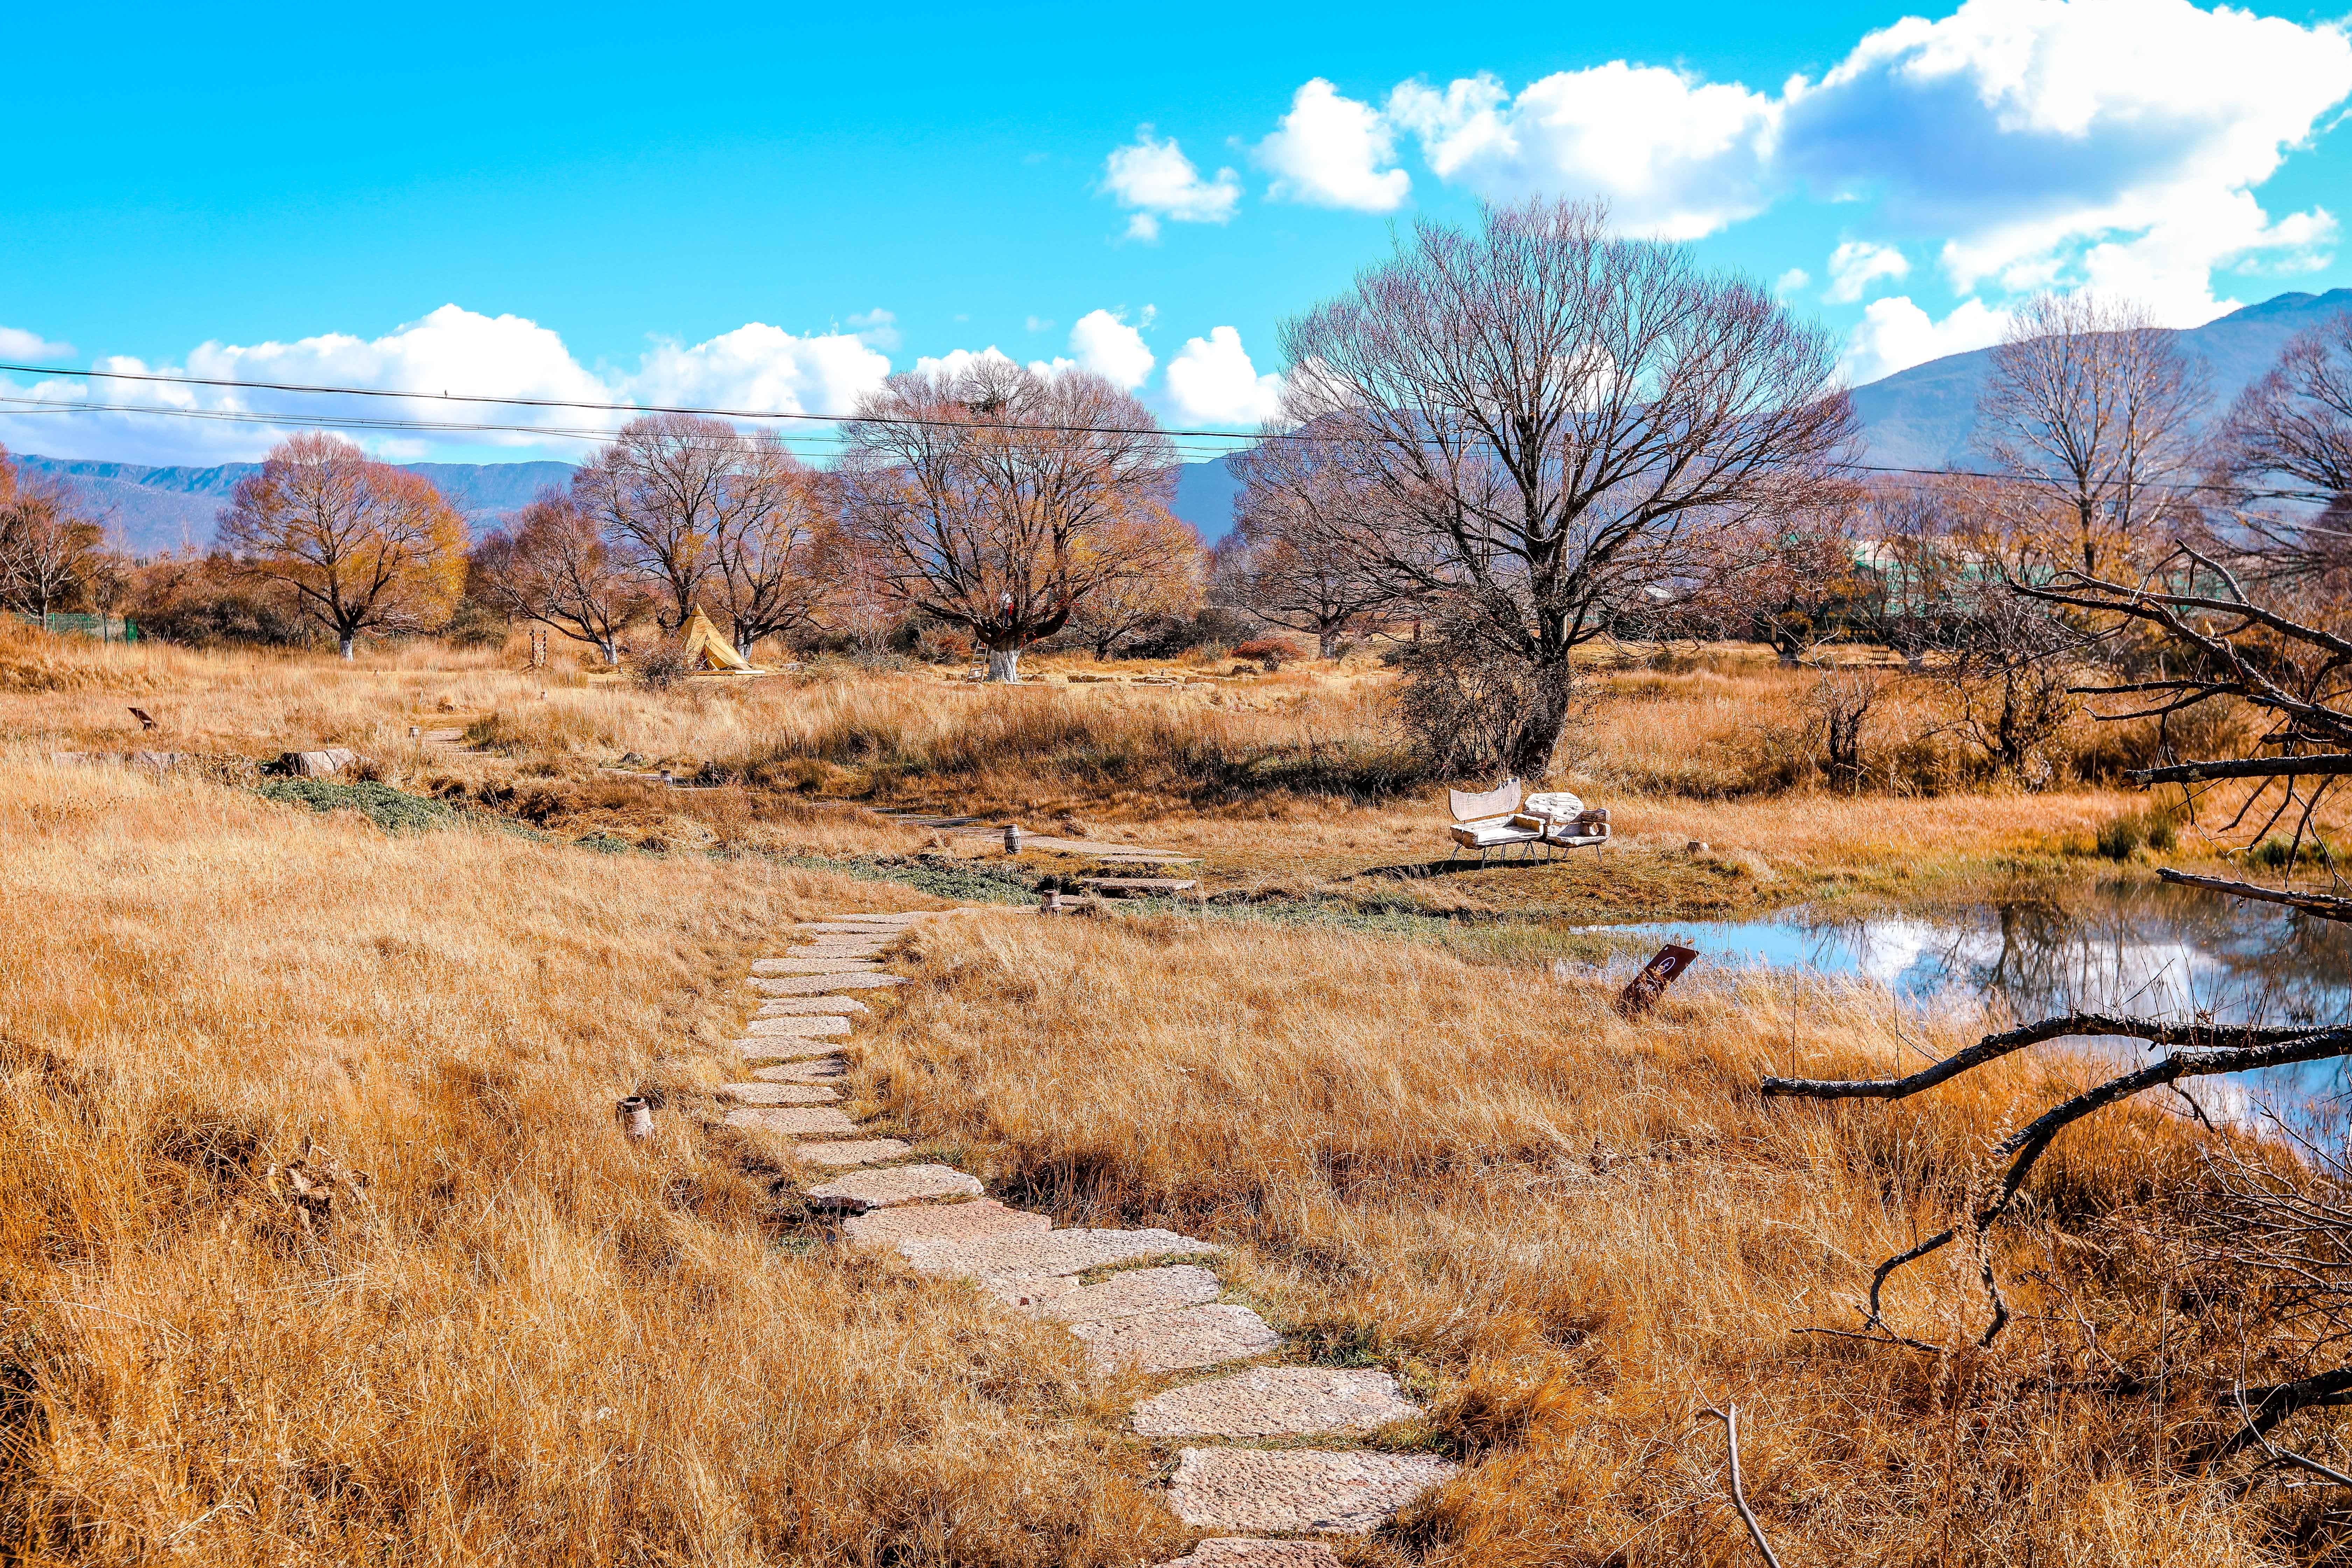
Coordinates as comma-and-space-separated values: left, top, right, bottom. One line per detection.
16, 287, 2349, 555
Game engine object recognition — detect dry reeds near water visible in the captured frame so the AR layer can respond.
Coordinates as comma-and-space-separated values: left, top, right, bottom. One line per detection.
0, 760, 1180, 1566
867, 914, 2319, 1566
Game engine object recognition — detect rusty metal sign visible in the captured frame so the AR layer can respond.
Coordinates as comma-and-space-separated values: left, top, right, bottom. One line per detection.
1618, 943, 1699, 1015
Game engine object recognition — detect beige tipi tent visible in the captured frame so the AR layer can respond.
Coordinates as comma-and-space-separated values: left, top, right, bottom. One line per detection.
678, 607, 762, 674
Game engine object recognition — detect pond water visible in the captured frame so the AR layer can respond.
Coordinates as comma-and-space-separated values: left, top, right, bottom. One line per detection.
1588, 882, 2352, 1107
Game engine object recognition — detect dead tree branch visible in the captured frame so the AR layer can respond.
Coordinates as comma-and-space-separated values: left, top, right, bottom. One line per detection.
1764, 1022, 2352, 1343
2156, 868, 2352, 923
1698, 1400, 1786, 1568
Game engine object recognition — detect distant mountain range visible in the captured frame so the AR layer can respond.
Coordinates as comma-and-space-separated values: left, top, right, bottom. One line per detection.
9, 455, 576, 555
1850, 286, 2352, 472
15, 287, 2348, 556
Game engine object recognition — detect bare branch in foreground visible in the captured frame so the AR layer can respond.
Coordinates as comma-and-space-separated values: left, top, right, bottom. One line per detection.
2157, 868, 2352, 924
1763, 1020, 2352, 1344
2227, 1381, 2352, 1486
1698, 1400, 1786, 1568
2127, 754, 2352, 785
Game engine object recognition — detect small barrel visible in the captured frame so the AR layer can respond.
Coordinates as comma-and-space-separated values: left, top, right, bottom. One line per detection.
616, 1096, 654, 1142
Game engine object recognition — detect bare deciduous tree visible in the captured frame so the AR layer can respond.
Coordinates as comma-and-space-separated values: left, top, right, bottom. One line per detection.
1065, 513, 1204, 659
1977, 292, 2207, 578
840, 357, 1179, 682
472, 493, 654, 664
1224, 424, 1412, 658
0, 485, 105, 629
216, 433, 466, 658
573, 414, 743, 632
1280, 198, 1854, 777
2214, 309, 2352, 591
708, 452, 833, 659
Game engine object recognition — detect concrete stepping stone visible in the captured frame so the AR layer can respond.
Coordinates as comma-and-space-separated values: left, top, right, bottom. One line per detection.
898, 1227, 1218, 1282
794, 1138, 913, 1167
754, 1058, 847, 1083
1131, 1368, 1418, 1438
1071, 1304, 1281, 1374
721, 1082, 840, 1106
797, 922, 920, 934
737, 1039, 849, 1062
1157, 1542, 1340, 1568
754, 973, 904, 995
744, 1015, 854, 1037
808, 1163, 982, 1208
844, 1199, 1052, 1249
785, 947, 891, 961
991, 1264, 1222, 1323
817, 912, 932, 924
755, 958, 883, 975
756, 996, 871, 1017
1165, 1449, 1459, 1535
724, 1106, 859, 1136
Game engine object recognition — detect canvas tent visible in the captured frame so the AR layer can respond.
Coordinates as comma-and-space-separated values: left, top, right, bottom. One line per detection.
678, 607, 762, 674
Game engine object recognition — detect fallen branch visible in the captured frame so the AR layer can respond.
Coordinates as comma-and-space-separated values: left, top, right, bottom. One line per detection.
2126, 754, 2352, 785
2157, 868, 2352, 924
1699, 1400, 1785, 1568
2224, 1381, 2352, 1486
1763, 1020, 2352, 1343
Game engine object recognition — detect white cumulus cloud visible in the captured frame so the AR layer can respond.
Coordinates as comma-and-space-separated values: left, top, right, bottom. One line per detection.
1387, 64, 1780, 239
1066, 308, 1156, 390
0, 326, 74, 361
1164, 326, 1286, 426
1103, 128, 1242, 241
1825, 241, 1911, 303
1839, 295, 2011, 384
627, 322, 891, 415
1257, 79, 1410, 212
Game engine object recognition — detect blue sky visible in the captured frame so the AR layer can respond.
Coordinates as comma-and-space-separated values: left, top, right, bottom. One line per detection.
4, 0, 2349, 467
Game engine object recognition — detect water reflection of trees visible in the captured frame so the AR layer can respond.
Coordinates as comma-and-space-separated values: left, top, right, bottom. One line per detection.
1810, 883, 2352, 1031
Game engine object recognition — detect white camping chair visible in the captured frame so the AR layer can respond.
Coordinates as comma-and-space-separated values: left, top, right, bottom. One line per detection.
1517, 791, 1612, 860
1447, 777, 1544, 865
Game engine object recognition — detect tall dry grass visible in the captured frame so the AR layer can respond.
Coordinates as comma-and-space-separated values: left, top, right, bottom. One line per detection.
0, 759, 1182, 1565
864, 912, 2327, 1565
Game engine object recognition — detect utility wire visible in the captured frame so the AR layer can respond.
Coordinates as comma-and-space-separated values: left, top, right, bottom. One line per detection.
0, 358, 2337, 502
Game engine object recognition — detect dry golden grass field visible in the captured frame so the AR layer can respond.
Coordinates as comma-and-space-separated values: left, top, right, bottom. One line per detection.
2, 621, 2343, 1565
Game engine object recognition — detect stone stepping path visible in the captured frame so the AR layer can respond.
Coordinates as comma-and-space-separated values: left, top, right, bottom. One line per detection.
718, 908, 1456, 1556
756, 996, 871, 1016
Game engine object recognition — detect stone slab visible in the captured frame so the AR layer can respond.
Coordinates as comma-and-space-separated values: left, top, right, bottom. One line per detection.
784, 945, 891, 959
990, 1264, 1222, 1323
756, 996, 871, 1017
1165, 1449, 1459, 1535
1131, 1368, 1418, 1438
817, 912, 934, 924
743, 1015, 854, 1037
738, 1038, 848, 1062
1072, 1304, 1280, 1374
754, 973, 904, 995
898, 1227, 1219, 1282
721, 1082, 839, 1105
807, 1163, 982, 1207
1157, 1542, 1341, 1568
723, 1106, 859, 1136
797, 922, 923, 933
844, 1199, 1051, 1248
754, 1058, 847, 1083
793, 1138, 913, 1167
756, 958, 883, 975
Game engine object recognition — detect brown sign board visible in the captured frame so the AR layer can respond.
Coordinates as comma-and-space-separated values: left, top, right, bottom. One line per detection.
1618, 944, 1699, 1015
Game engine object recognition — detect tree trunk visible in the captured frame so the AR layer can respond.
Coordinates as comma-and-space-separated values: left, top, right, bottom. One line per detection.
599, 636, 620, 665
1318, 628, 1342, 659
985, 646, 1022, 682
1502, 659, 1576, 780
339, 632, 356, 660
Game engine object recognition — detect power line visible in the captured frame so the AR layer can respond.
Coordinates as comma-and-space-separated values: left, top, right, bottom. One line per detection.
0, 358, 2336, 502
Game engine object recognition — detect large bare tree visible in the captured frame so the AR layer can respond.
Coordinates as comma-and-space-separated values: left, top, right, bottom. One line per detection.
573, 414, 736, 632
839, 357, 1179, 681
1224, 424, 1413, 658
471, 493, 653, 664
216, 433, 466, 658
1976, 292, 2206, 578
1065, 513, 1204, 659
1279, 199, 1854, 777
2214, 308, 2352, 590
0, 482, 104, 630
707, 454, 833, 659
